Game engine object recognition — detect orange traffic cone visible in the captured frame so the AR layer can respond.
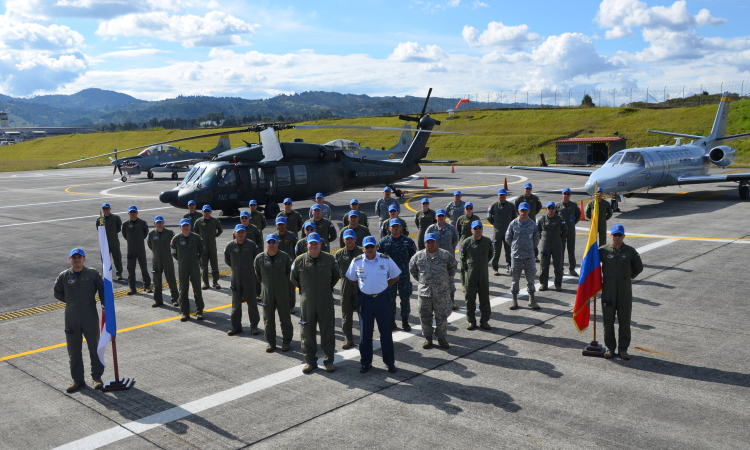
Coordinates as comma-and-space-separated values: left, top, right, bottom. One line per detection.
451, 164, 454, 173
504, 177, 508, 191
579, 200, 587, 221
423, 176, 428, 188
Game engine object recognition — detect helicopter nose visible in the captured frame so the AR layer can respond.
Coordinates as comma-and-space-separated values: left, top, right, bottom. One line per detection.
159, 190, 178, 204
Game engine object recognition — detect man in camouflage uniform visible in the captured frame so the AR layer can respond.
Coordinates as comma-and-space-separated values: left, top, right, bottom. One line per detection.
558, 187, 581, 276
275, 216, 298, 313
487, 188, 517, 275
334, 229, 363, 349
514, 182, 544, 262
194, 204, 223, 289
224, 224, 261, 336
171, 218, 205, 321
505, 202, 541, 310
255, 234, 294, 352
378, 218, 417, 332
460, 221, 494, 330
586, 187, 613, 246
339, 211, 370, 247
277, 198, 303, 234
96, 203, 123, 280
455, 202, 477, 288
380, 205, 410, 238
537, 202, 568, 292
311, 204, 337, 253
147, 215, 179, 307
414, 198, 437, 250
600, 224, 643, 360
409, 233, 457, 349
183, 200, 202, 230
445, 190, 465, 224
375, 186, 399, 230
343, 198, 369, 228
122, 205, 151, 295
247, 200, 267, 231
308, 192, 332, 220
425, 209, 460, 310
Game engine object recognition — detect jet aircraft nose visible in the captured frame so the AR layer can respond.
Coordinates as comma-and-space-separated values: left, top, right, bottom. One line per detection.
584, 179, 596, 195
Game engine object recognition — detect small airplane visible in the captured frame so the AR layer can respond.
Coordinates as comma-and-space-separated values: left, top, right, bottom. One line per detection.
509, 92, 750, 210
59, 136, 233, 182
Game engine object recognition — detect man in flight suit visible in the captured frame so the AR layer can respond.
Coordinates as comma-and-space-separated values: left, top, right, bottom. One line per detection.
247, 200, 267, 231
487, 188, 517, 275
586, 187, 613, 246
460, 220, 494, 330
239, 211, 264, 248
514, 183, 543, 262
296, 221, 328, 257
276, 216, 298, 313
308, 192, 332, 220
380, 204, 410, 238
375, 186, 399, 231
290, 233, 342, 374
54, 248, 105, 393
224, 224, 261, 336
96, 203, 123, 280
343, 198, 369, 228
558, 187, 581, 276
122, 205, 151, 295
537, 202, 568, 292
446, 190, 466, 224
505, 202, 541, 310
277, 198, 303, 235
183, 200, 202, 230
147, 215, 179, 307
414, 198, 437, 250
311, 204, 337, 253
335, 229, 363, 349
194, 204, 223, 289
255, 234, 294, 352
171, 218, 205, 321
339, 211, 370, 247
455, 202, 477, 288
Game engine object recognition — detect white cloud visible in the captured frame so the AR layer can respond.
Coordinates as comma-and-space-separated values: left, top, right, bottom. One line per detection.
596, 0, 726, 38
463, 22, 539, 51
0, 21, 84, 51
389, 42, 447, 62
95, 11, 258, 47
447, 0, 461, 6
97, 48, 169, 58
472, 1, 489, 8
3, 0, 220, 20
604, 26, 633, 39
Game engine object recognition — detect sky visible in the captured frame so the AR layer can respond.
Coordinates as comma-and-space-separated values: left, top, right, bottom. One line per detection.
1, 0, 749, 101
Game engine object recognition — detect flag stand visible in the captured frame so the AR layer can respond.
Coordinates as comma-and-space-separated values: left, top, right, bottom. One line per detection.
101, 336, 135, 391
582, 295, 605, 357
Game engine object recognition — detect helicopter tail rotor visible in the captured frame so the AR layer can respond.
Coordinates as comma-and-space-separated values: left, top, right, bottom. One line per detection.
399, 88, 441, 126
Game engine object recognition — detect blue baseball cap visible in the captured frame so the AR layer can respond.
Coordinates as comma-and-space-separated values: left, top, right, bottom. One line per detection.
611, 224, 625, 235
348, 210, 359, 217
240, 211, 249, 218
388, 204, 398, 212
306, 232, 321, 243
343, 229, 356, 240
275, 216, 287, 225
154, 215, 164, 223
187, 200, 196, 206
303, 220, 316, 229
249, 200, 258, 206
524, 182, 533, 189
202, 204, 211, 211
179, 218, 191, 227
562, 187, 571, 194
454, 190, 462, 196
436, 208, 446, 216
69, 247, 85, 257
497, 188, 507, 195
315, 192, 324, 198
546, 201, 556, 209
383, 186, 392, 192
597, 187, 604, 193
102, 203, 111, 209
465, 202, 473, 208
234, 224, 246, 232
389, 218, 402, 226
283, 198, 292, 204
424, 233, 437, 242
128, 205, 137, 212
471, 220, 483, 229
311, 204, 322, 211
421, 198, 429, 204
519, 202, 530, 210
363, 236, 377, 247
266, 233, 279, 242
350, 198, 359, 205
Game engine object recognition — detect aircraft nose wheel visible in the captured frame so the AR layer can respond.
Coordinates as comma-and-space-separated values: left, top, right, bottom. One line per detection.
611, 198, 620, 212
264, 202, 280, 219
147, 170, 154, 179
171, 172, 178, 180
121, 176, 128, 182
740, 185, 749, 200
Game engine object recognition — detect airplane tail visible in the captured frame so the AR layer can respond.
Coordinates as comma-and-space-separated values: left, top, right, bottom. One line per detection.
706, 92, 731, 144
207, 135, 231, 154
399, 117, 436, 166
388, 124, 412, 154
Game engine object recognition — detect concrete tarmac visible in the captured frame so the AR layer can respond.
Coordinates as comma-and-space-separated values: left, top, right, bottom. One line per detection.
1, 165, 749, 449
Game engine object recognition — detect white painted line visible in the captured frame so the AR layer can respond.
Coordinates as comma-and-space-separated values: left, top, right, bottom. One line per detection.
635, 239, 679, 253
99, 184, 160, 197
0, 207, 172, 228
0, 198, 102, 210
53, 239, 672, 450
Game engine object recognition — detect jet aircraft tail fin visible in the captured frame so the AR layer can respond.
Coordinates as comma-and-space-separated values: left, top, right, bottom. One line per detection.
706, 92, 732, 144
207, 135, 231, 154
388, 124, 412, 154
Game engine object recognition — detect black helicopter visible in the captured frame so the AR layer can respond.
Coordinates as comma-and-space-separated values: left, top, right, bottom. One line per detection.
157, 89, 465, 218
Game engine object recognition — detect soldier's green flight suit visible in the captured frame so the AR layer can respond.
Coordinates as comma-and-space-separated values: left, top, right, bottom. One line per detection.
277, 209, 303, 234
194, 216, 223, 285
248, 210, 266, 231
277, 231, 298, 310
171, 232, 205, 315
338, 225, 370, 248
183, 211, 203, 228
415, 209, 437, 250
334, 246, 363, 344
122, 218, 151, 291
460, 235, 494, 325
343, 211, 369, 228
380, 219, 410, 238
224, 239, 260, 331
599, 243, 643, 353
557, 201, 581, 270
537, 215, 568, 288
295, 238, 329, 257
54, 266, 104, 384
290, 251, 342, 366
486, 201, 517, 271
455, 214, 477, 285
586, 200, 613, 246
147, 228, 179, 304
313, 218, 337, 253
255, 251, 294, 345
96, 213, 123, 277
242, 222, 263, 248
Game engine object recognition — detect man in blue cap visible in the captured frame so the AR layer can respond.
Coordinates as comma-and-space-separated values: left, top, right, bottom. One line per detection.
335, 228, 364, 348
339, 210, 370, 247
308, 192, 332, 221
346, 235, 401, 373
586, 187, 613, 246
410, 233, 457, 349
505, 202, 541, 310
183, 200, 202, 230
194, 205, 223, 289
295, 221, 324, 257
378, 218, 417, 331
310, 204, 337, 253
558, 187, 581, 276
147, 215, 179, 307
239, 211, 264, 248
415, 198, 437, 250
425, 209, 460, 310
460, 220, 494, 330
277, 198, 303, 234
455, 202, 477, 289
96, 203, 123, 280
380, 204, 409, 238
275, 216, 298, 312
514, 182, 543, 262
255, 234, 294, 351
375, 186, 399, 231
54, 248, 105, 393
291, 232, 342, 374
224, 224, 261, 336
487, 188, 517, 276
343, 198, 369, 228
122, 205, 152, 295
446, 190, 466, 225
537, 202, 568, 292
599, 224, 643, 360
247, 200, 267, 231
172, 218, 205, 321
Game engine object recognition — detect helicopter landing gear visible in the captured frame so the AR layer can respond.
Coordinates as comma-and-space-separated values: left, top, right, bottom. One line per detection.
611, 196, 620, 213
121, 176, 128, 182
171, 172, 179, 180
740, 182, 749, 200
264, 202, 280, 219
147, 170, 154, 179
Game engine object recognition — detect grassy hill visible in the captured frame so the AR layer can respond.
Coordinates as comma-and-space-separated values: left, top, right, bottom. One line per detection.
3, 101, 750, 172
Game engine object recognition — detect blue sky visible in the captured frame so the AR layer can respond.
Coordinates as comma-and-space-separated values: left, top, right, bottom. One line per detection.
1, 0, 749, 100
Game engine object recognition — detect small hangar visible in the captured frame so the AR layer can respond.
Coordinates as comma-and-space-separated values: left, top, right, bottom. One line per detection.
553, 137, 627, 165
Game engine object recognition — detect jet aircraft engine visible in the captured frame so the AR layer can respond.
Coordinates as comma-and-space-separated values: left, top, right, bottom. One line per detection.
708, 146, 737, 167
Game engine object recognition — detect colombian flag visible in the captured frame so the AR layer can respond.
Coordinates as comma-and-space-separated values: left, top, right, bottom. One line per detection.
96, 223, 117, 367
572, 192, 602, 333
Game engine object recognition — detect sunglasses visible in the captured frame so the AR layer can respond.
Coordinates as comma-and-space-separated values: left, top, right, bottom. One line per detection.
465, 207, 473, 210
563, 193, 571, 195
267, 241, 278, 244
612, 233, 624, 237
284, 202, 292, 205
364, 245, 375, 249
102, 207, 110, 210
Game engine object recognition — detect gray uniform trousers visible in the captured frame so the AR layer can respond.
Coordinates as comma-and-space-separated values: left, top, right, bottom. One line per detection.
419, 296, 451, 340
510, 258, 536, 294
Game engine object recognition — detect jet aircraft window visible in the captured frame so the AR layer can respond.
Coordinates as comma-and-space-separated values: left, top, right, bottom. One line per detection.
138, 148, 152, 156
620, 152, 645, 167
607, 153, 624, 165
293, 165, 308, 185
199, 166, 219, 186
276, 166, 291, 187
217, 167, 238, 187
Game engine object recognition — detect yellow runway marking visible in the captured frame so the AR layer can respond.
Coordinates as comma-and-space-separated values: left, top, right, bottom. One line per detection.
692, 192, 723, 201
657, 192, 688, 199
64, 181, 114, 194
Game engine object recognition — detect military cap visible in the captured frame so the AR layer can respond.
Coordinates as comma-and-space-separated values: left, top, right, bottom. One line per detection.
249, 199, 258, 206
127, 205, 138, 212
179, 218, 191, 227
497, 188, 507, 195
202, 204, 211, 211
389, 218, 402, 226
187, 200, 196, 206
436, 209, 446, 216
69, 248, 85, 257
424, 233, 437, 242
102, 203, 111, 209
266, 233, 279, 242
546, 201, 556, 209
154, 215, 164, 223
240, 211, 250, 218
275, 216, 286, 225
611, 224, 625, 235
524, 182, 533, 189
348, 210, 359, 217
519, 202, 530, 210
306, 232, 321, 243
234, 224, 246, 232
421, 198, 429, 204
343, 229, 356, 240
471, 220, 483, 229
363, 236, 377, 247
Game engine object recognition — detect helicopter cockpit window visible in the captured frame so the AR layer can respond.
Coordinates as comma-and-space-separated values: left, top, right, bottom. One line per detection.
183, 166, 198, 183
258, 169, 265, 187
250, 168, 257, 189
217, 167, 238, 187
607, 153, 624, 165
293, 165, 307, 184
187, 166, 205, 184
276, 166, 291, 187
199, 166, 219, 186
620, 152, 645, 167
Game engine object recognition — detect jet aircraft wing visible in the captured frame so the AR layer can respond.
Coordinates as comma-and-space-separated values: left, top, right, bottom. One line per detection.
507, 166, 595, 176
676, 173, 750, 185
156, 158, 205, 168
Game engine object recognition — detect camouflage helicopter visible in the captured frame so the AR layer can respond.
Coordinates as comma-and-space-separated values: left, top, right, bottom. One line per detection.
157, 89, 465, 217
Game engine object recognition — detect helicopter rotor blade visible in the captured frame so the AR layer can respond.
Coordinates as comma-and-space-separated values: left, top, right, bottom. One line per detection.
398, 115, 419, 122
292, 125, 467, 135
420, 88, 432, 118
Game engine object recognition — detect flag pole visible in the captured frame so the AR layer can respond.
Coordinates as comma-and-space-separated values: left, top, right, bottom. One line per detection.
111, 337, 120, 382
583, 294, 605, 357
